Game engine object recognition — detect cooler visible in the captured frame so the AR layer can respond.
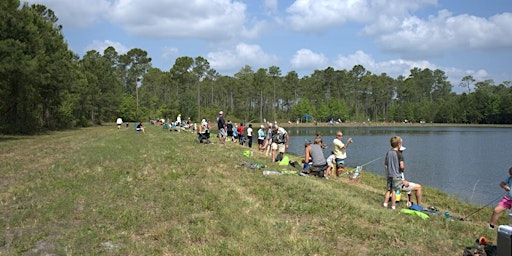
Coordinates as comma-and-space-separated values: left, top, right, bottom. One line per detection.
497, 225, 512, 256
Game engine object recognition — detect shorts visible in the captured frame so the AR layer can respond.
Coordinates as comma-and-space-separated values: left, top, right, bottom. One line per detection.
258, 139, 264, 145
327, 161, 334, 168
386, 177, 403, 191
400, 182, 418, 194
271, 143, 286, 153
227, 131, 233, 136
498, 196, 512, 209
218, 128, 227, 138
335, 158, 345, 169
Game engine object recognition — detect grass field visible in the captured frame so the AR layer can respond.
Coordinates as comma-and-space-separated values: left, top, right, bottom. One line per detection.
0, 124, 502, 255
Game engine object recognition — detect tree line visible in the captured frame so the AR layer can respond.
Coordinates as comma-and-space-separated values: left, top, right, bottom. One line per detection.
2, 1, 512, 134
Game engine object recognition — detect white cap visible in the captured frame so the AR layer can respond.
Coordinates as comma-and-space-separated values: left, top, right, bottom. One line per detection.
400, 146, 406, 151
219, 111, 223, 115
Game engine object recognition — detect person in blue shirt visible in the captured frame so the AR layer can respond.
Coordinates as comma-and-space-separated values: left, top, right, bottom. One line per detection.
489, 166, 512, 229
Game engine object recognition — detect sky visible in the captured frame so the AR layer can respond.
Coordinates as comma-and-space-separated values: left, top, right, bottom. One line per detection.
24, 0, 512, 94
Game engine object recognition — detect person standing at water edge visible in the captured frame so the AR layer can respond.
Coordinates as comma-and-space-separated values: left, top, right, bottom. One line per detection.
247, 124, 253, 148
271, 125, 289, 163
488, 166, 512, 229
383, 136, 404, 210
332, 131, 352, 177
217, 111, 227, 144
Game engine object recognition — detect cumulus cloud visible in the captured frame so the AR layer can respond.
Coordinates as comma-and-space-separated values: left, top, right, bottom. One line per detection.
109, 0, 250, 40
207, 43, 278, 72
86, 40, 129, 54
290, 49, 328, 70
368, 10, 512, 57
285, 0, 436, 32
25, 0, 112, 28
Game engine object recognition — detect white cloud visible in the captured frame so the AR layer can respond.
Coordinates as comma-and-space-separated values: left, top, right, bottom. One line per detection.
25, 0, 112, 28
109, 0, 249, 40
290, 49, 328, 70
285, 0, 436, 32
86, 40, 129, 54
207, 43, 278, 72
370, 10, 512, 57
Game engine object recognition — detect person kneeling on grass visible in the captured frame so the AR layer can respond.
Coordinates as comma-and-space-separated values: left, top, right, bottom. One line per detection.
301, 137, 327, 178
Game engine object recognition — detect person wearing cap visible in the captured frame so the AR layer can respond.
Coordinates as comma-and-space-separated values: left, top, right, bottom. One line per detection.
332, 131, 352, 177
398, 145, 423, 207
217, 111, 227, 144
270, 124, 289, 162
382, 136, 404, 210
257, 124, 265, 151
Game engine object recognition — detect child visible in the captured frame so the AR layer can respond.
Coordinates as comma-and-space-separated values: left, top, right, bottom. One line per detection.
489, 166, 512, 229
325, 151, 335, 177
382, 136, 404, 210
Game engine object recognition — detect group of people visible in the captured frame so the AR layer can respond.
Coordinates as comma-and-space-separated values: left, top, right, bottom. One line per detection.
215, 111, 290, 163
382, 136, 422, 210
300, 132, 423, 209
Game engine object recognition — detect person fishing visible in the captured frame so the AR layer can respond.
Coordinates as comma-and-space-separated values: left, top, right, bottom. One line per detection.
488, 166, 512, 229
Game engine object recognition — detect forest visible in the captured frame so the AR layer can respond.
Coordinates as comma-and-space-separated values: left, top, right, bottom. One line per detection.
2, 0, 512, 134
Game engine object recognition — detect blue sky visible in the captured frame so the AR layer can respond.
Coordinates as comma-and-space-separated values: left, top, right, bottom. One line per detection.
25, 0, 512, 93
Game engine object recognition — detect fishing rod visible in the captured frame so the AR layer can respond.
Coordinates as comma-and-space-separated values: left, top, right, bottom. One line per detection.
462, 192, 506, 220
360, 156, 383, 167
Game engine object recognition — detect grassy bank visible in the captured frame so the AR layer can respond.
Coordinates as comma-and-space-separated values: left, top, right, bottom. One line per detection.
0, 125, 502, 255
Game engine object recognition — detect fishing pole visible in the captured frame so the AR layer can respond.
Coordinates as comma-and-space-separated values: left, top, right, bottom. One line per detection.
462, 192, 506, 220
360, 156, 383, 167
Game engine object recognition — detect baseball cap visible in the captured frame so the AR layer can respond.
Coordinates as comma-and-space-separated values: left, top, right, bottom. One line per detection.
219, 111, 223, 115
400, 146, 406, 151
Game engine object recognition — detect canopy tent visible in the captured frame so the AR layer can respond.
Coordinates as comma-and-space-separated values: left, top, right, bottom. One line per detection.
301, 115, 313, 123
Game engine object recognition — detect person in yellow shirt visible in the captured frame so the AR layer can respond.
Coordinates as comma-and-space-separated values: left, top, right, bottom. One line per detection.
332, 131, 352, 177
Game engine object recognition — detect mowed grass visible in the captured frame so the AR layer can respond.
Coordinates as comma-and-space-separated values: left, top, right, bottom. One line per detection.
0, 125, 501, 255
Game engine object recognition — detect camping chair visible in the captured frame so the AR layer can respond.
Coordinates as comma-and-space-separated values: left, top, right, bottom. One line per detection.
348, 165, 363, 182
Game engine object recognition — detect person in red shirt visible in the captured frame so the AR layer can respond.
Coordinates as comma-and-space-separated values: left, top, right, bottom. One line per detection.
237, 123, 245, 145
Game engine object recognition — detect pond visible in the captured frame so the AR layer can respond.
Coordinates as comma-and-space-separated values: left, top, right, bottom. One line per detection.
283, 125, 512, 206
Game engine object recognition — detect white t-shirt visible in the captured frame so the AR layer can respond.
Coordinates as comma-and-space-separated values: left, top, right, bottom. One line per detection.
247, 127, 253, 137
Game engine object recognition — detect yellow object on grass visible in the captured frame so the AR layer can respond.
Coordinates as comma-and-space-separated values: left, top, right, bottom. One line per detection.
401, 209, 429, 220
279, 155, 290, 166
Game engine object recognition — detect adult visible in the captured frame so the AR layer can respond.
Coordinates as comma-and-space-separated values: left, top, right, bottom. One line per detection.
257, 125, 265, 151
226, 120, 234, 141
246, 124, 253, 148
271, 124, 289, 163
332, 131, 352, 177
176, 114, 182, 127
217, 111, 227, 144
382, 136, 404, 210
489, 166, 512, 229
237, 123, 245, 145
398, 146, 423, 207
116, 117, 123, 129
136, 122, 145, 134
263, 123, 273, 156
302, 137, 327, 177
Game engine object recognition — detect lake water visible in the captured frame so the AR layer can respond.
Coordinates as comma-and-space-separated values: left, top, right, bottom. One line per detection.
283, 125, 512, 206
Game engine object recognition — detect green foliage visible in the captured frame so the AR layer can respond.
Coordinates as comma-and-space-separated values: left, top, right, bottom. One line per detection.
2, 2, 512, 135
